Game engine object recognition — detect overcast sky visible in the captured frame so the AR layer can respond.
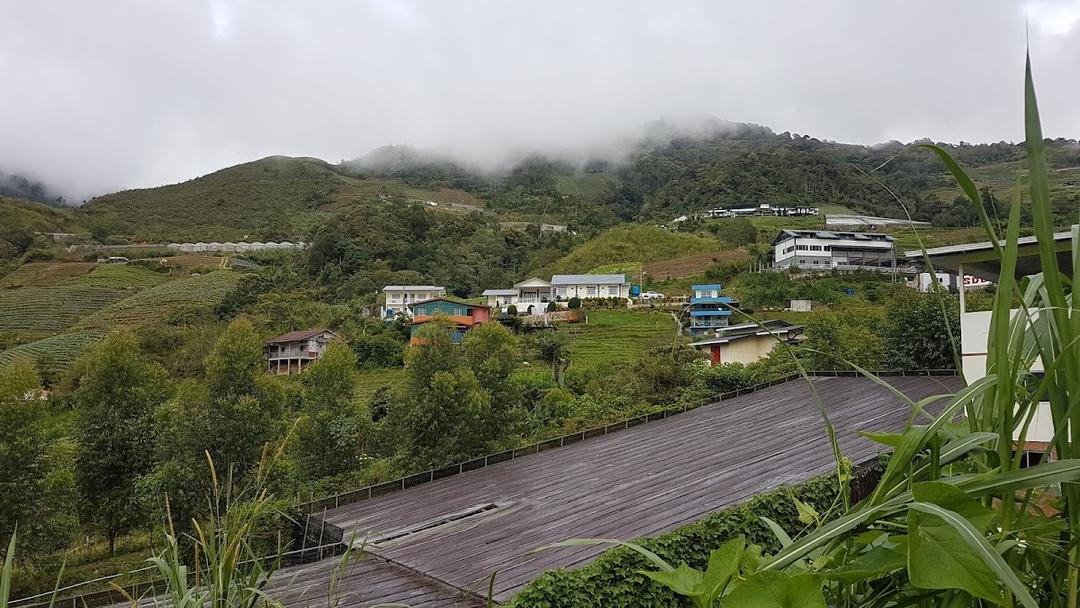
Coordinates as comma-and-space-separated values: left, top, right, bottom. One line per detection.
1, 0, 1078, 201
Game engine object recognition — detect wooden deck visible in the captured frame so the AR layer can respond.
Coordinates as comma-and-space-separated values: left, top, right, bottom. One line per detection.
302, 375, 961, 604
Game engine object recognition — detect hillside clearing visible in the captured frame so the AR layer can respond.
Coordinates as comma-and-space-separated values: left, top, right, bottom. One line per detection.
643, 249, 749, 281
0, 262, 97, 287
565, 309, 678, 367
540, 225, 723, 275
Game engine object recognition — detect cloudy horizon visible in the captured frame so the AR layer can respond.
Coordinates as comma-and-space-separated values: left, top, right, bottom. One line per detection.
1, 0, 1078, 201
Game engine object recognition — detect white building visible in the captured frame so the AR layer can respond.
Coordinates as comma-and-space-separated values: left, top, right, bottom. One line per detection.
912, 272, 993, 293
551, 274, 629, 300
917, 230, 1074, 451
772, 230, 896, 272
482, 278, 556, 314
482, 274, 631, 313
382, 285, 447, 319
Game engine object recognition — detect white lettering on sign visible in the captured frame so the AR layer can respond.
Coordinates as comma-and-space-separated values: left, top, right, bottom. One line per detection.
963, 275, 992, 287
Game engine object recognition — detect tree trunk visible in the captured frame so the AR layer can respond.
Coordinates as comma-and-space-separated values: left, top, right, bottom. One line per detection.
108, 529, 116, 555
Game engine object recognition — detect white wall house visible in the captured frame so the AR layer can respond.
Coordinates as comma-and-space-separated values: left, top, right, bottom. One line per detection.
917, 230, 1074, 451
482, 274, 630, 314
772, 230, 896, 272
550, 274, 629, 300
382, 285, 447, 319
912, 272, 993, 293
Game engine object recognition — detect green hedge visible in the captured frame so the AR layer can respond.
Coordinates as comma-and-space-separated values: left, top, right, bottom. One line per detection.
508, 473, 841, 607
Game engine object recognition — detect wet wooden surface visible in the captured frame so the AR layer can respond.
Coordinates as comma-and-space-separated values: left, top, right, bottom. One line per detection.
310, 375, 962, 604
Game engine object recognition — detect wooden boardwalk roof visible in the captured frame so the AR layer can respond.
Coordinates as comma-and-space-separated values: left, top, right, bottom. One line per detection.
301, 375, 962, 605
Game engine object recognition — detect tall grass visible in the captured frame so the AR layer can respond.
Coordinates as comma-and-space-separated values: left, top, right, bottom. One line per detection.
532, 52, 1080, 607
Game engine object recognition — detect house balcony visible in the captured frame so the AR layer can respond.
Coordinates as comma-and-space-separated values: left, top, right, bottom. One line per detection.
412, 314, 478, 327
689, 310, 732, 318
690, 296, 733, 305
690, 319, 731, 328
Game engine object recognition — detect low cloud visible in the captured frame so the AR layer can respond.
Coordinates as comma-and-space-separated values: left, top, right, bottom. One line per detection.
0, 1, 1077, 202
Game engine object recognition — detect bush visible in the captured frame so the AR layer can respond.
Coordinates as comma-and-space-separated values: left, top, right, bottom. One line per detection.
579, 297, 627, 310
546, 300, 557, 312
701, 362, 751, 394
509, 473, 843, 607
567, 297, 581, 310
353, 333, 404, 368
507, 304, 519, 316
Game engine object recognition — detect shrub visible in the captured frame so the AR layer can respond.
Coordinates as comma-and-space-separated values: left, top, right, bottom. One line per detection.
509, 473, 842, 607
567, 297, 581, 310
546, 300, 557, 312
353, 333, 404, 368
507, 304, 519, 316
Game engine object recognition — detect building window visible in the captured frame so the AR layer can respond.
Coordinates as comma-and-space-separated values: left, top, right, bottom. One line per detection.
797, 245, 808, 251
586, 286, 597, 297
607, 285, 619, 296
557, 286, 567, 297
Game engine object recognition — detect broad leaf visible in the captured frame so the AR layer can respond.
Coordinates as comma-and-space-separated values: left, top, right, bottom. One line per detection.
792, 496, 819, 526
908, 502, 1038, 608
695, 537, 744, 601
911, 482, 996, 532
908, 506, 1001, 603
640, 563, 704, 597
823, 545, 906, 585
722, 571, 826, 608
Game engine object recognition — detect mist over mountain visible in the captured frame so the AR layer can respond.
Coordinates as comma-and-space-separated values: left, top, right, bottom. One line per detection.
0, 170, 65, 206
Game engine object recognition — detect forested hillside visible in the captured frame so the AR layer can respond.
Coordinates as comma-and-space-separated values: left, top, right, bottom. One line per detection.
78, 156, 343, 242
347, 122, 1080, 228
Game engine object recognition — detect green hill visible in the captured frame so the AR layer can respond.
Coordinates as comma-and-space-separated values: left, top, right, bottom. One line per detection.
539, 225, 723, 275
77, 156, 345, 242
0, 196, 82, 234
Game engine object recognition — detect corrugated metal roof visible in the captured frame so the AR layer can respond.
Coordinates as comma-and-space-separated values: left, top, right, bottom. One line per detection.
481, 289, 519, 296
382, 285, 446, 292
550, 274, 626, 285
903, 231, 1072, 259
266, 329, 333, 344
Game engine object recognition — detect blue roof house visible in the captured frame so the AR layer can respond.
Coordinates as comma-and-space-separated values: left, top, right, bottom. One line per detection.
688, 284, 733, 336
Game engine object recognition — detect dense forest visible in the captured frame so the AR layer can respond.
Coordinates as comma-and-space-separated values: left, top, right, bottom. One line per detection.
343, 121, 1080, 228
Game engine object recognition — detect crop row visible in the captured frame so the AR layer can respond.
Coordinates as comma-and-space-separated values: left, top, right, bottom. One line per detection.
75, 270, 240, 330
0, 287, 127, 332
0, 262, 97, 288
0, 329, 108, 370
68, 264, 169, 289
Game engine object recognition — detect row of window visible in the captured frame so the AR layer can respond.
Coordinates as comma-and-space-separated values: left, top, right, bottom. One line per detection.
556, 285, 621, 297
388, 293, 440, 303
794, 245, 830, 252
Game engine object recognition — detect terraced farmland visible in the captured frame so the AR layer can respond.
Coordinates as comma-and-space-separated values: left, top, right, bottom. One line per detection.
565, 309, 678, 367
0, 329, 108, 369
0, 287, 126, 332
0, 262, 97, 287
75, 270, 240, 330
68, 264, 169, 289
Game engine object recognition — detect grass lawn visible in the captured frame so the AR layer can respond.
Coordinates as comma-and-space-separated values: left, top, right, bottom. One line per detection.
354, 367, 407, 403
565, 309, 678, 367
